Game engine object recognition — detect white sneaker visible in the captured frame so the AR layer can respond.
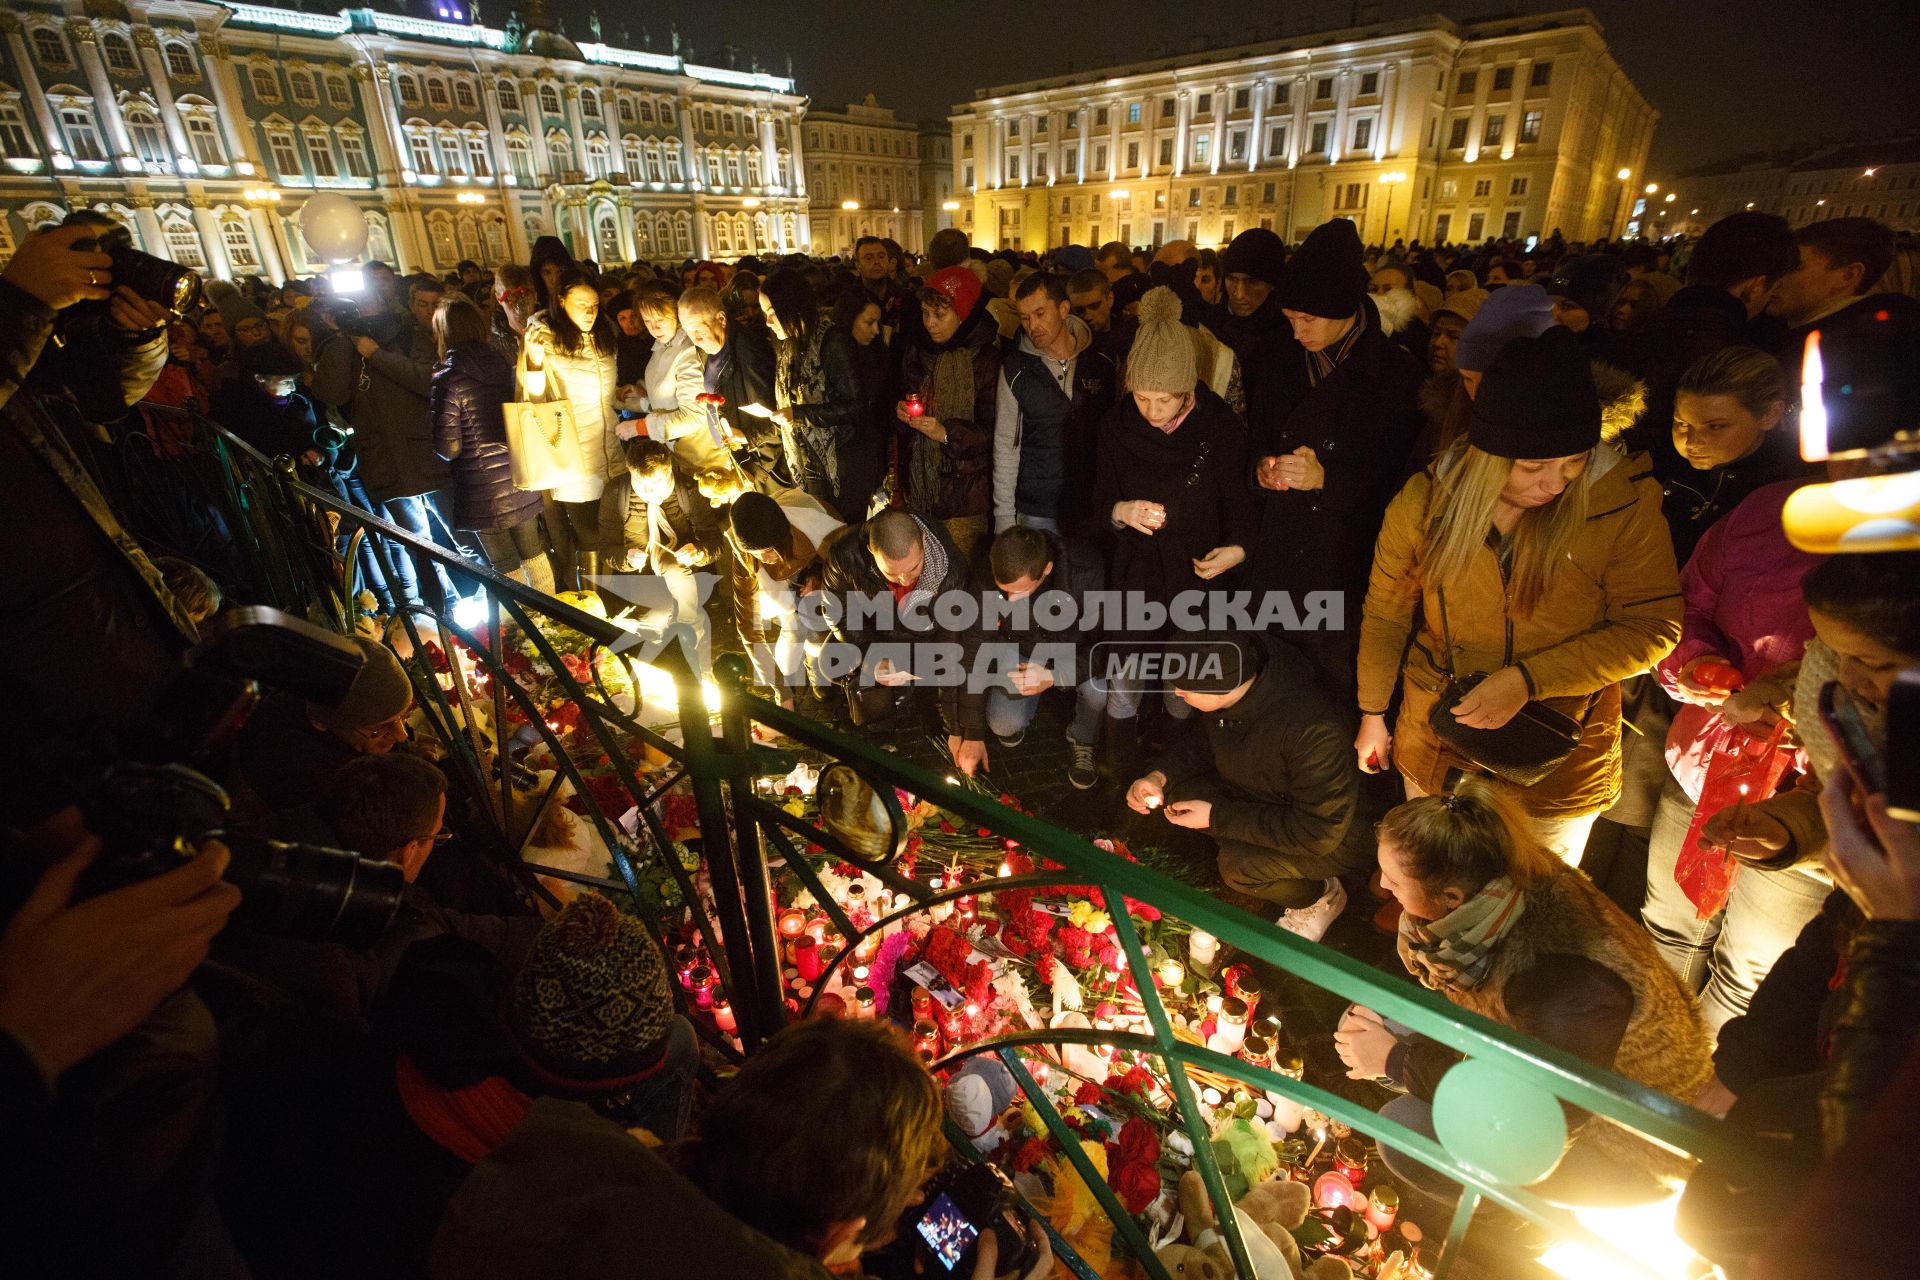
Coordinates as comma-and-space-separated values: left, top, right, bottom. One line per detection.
1276, 879, 1348, 943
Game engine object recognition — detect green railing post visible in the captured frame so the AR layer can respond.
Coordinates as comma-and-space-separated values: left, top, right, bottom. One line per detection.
714, 652, 788, 1042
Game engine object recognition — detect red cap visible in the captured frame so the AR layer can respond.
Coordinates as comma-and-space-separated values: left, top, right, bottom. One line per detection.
924, 265, 981, 320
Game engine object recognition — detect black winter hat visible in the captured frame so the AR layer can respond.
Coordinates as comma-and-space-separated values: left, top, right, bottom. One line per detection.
1468, 326, 1602, 460
1220, 228, 1289, 287
1543, 255, 1627, 323
1275, 219, 1368, 319
1163, 631, 1266, 695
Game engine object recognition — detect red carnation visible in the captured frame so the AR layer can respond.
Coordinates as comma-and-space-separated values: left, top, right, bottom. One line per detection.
1010, 1136, 1051, 1173
1109, 1159, 1163, 1215
1112, 1116, 1160, 1167
1105, 1066, 1154, 1098
1073, 1081, 1103, 1106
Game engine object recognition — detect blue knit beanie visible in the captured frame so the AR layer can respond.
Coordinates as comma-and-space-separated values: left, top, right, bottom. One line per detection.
1454, 283, 1554, 374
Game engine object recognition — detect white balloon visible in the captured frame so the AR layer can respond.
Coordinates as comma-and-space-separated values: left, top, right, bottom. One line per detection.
298, 193, 368, 263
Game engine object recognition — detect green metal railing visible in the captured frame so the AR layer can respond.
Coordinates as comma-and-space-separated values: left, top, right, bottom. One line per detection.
119, 401, 1741, 1279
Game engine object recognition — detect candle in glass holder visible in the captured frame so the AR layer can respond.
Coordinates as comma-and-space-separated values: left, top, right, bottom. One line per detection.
1156, 958, 1187, 989
1187, 929, 1219, 974
852, 930, 882, 965
851, 964, 871, 986
1334, 1136, 1371, 1187
1275, 1048, 1305, 1080
805, 917, 829, 944
777, 908, 808, 941
794, 938, 822, 983
910, 987, 933, 1020
1254, 1014, 1283, 1048
1313, 1171, 1357, 1211
1241, 1033, 1272, 1069
954, 892, 977, 924
713, 999, 737, 1034
1207, 996, 1249, 1055
1204, 990, 1224, 1017
913, 1018, 942, 1060
845, 882, 870, 927
1365, 1186, 1399, 1233
674, 944, 701, 989
855, 986, 877, 1017
817, 947, 841, 988
1229, 970, 1262, 1019
687, 964, 717, 1010
997, 859, 1014, 878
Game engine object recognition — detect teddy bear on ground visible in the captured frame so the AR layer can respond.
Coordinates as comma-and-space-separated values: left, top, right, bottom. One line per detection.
1167, 1169, 1308, 1280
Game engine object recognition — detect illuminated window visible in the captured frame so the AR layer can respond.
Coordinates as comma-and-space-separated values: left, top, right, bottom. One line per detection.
221, 217, 260, 270
185, 113, 223, 165
60, 106, 106, 162
126, 107, 167, 165
103, 33, 138, 74
251, 66, 280, 101
339, 130, 370, 178
467, 134, 491, 178
538, 84, 561, 115
0, 101, 37, 159
267, 128, 301, 176
455, 81, 476, 112
305, 130, 337, 178
165, 219, 207, 268
165, 43, 197, 78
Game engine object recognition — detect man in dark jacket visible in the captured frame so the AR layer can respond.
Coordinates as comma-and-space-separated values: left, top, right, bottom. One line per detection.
992, 274, 1115, 538
973, 526, 1110, 789
1214, 227, 1299, 420
1124, 633, 1370, 937
820, 510, 986, 771
1248, 219, 1426, 696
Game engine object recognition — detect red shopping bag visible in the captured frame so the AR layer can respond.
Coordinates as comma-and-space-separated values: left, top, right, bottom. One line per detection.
1674, 720, 1793, 918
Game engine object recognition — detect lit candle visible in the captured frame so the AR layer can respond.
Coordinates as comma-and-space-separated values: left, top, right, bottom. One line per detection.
1188, 929, 1219, 974
794, 937, 822, 983
852, 964, 871, 985
713, 999, 737, 1035
1313, 1171, 1357, 1211
687, 964, 716, 1010
1157, 958, 1187, 989
853, 931, 881, 964
997, 860, 1014, 878
928, 876, 953, 922
674, 944, 701, 989
1365, 1186, 1399, 1233
1334, 1136, 1371, 1187
913, 1018, 942, 1061
1204, 991, 1224, 1017
1207, 996, 1249, 1055
805, 917, 829, 944
855, 986, 877, 1017
777, 908, 808, 940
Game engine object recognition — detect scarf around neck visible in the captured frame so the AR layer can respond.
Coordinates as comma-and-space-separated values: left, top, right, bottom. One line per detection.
899, 515, 950, 618
1396, 875, 1526, 992
1305, 308, 1367, 387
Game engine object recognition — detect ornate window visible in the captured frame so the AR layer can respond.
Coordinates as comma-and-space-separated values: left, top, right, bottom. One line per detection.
584, 136, 610, 178
102, 33, 138, 74
184, 111, 223, 165
497, 80, 520, 112
125, 104, 168, 166
454, 80, 476, 112
505, 133, 533, 182
164, 218, 207, 269
426, 78, 449, 111
32, 28, 72, 68
327, 75, 354, 110
426, 212, 455, 264
407, 130, 434, 174
482, 215, 508, 262
220, 215, 260, 271
289, 70, 317, 105
305, 128, 338, 178
457, 213, 483, 262
59, 104, 107, 163
397, 73, 420, 108
638, 100, 654, 126
266, 126, 301, 177
164, 43, 197, 79
623, 135, 643, 176
465, 134, 491, 178
662, 145, 682, 183
658, 101, 674, 127
250, 65, 279, 101
595, 212, 619, 260
546, 131, 573, 172
338, 129, 370, 179
538, 83, 561, 116
581, 89, 600, 119
617, 95, 633, 124
0, 99, 38, 159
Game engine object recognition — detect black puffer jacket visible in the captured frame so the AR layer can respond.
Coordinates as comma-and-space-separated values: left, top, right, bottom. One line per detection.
430, 341, 544, 532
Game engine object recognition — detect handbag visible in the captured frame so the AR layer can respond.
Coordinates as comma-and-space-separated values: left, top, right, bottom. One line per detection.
503, 365, 587, 491
1426, 587, 1583, 789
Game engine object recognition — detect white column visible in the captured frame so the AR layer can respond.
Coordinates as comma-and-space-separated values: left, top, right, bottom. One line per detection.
757, 110, 778, 193
249, 206, 287, 283
200, 36, 260, 174
1209, 83, 1226, 175
1076, 102, 1089, 183
1291, 74, 1308, 167
787, 108, 807, 196
1248, 81, 1265, 174
353, 60, 406, 182
1330, 69, 1351, 165
564, 84, 588, 179
676, 92, 699, 192
1502, 58, 1529, 161
478, 72, 512, 187
68, 21, 140, 171
1172, 90, 1189, 177
134, 31, 195, 174
131, 194, 165, 254
1, 17, 69, 167
1377, 63, 1397, 161
529, 82, 556, 181
191, 201, 232, 279
1108, 100, 1121, 182
1463, 65, 1493, 164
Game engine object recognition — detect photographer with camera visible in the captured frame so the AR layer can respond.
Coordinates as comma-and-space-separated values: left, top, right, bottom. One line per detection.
432, 1015, 1051, 1280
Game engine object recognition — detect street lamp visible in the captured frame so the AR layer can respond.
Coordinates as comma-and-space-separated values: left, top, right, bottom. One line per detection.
1664, 192, 1676, 203
1607, 168, 1632, 239
1376, 170, 1406, 249
244, 186, 293, 279
840, 199, 860, 211
1644, 182, 1658, 195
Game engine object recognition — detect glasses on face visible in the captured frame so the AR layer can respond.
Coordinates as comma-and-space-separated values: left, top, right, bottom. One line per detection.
351, 710, 411, 748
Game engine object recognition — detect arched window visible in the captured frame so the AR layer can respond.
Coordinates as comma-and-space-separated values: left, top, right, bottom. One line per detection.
396, 74, 420, 108
165, 43, 197, 79
632, 216, 652, 258
638, 100, 655, 126
183, 110, 223, 165
482, 215, 508, 263
710, 214, 730, 254
538, 83, 561, 116
32, 29, 70, 67
465, 133, 491, 179
642, 139, 662, 182
327, 75, 354, 110
0, 98, 39, 160
584, 136, 609, 178
672, 211, 691, 255
454, 80, 476, 112
581, 89, 600, 120
497, 80, 520, 113
59, 103, 106, 163
102, 33, 138, 74
289, 70, 316, 105
522, 215, 544, 249
622, 135, 642, 177
456, 213, 483, 262
220, 215, 260, 271
426, 78, 449, 111
505, 133, 533, 182
662, 145, 682, 184
547, 131, 573, 171
250, 65, 278, 101
426, 212, 456, 265
124, 103, 168, 166
366, 212, 396, 263
705, 149, 723, 188
595, 211, 619, 261
163, 218, 207, 269
617, 95, 633, 124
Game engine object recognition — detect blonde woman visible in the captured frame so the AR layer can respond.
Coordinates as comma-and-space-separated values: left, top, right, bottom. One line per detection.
1355, 327, 1682, 864
518, 268, 622, 591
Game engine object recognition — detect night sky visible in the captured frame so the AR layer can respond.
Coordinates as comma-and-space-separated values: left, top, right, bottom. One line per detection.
544, 0, 1918, 176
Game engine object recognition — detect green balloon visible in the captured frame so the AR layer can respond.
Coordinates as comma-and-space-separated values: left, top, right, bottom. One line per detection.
1430, 1057, 1567, 1186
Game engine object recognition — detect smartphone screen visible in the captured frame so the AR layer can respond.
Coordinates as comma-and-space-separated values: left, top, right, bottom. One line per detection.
1821, 681, 1888, 794
915, 1193, 980, 1272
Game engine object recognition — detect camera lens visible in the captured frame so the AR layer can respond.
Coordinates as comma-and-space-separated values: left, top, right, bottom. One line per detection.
221, 836, 406, 946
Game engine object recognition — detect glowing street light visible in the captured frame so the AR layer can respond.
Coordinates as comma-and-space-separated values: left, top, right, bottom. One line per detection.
840, 199, 860, 211
1644, 182, 1658, 194
1616, 167, 1632, 181
1864, 167, 1878, 177
1664, 192, 1676, 203
941, 199, 960, 211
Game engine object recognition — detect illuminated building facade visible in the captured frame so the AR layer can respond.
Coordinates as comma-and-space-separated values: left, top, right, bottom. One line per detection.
803, 96, 922, 255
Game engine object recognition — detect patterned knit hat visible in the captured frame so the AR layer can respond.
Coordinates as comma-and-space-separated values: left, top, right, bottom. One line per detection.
506, 893, 676, 1092
921, 265, 982, 319
1124, 287, 1197, 395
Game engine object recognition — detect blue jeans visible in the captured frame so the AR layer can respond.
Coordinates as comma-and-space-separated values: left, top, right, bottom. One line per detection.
593, 1015, 699, 1142
383, 492, 467, 607
1641, 768, 1828, 1032
331, 472, 398, 611
1013, 514, 1060, 533
985, 677, 1107, 744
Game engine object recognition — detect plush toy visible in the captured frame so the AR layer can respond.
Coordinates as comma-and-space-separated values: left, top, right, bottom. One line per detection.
1233, 1178, 1310, 1276
1176, 1170, 1302, 1280
1153, 1242, 1231, 1280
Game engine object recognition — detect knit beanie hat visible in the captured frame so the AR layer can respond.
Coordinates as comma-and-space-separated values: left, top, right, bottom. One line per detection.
922, 265, 982, 319
1433, 286, 1490, 325
1454, 283, 1553, 374
1275, 219, 1368, 319
217, 289, 268, 332
1124, 287, 1197, 395
1543, 255, 1627, 323
309, 636, 413, 730
729, 491, 792, 553
1468, 326, 1602, 460
507, 892, 676, 1091
1220, 227, 1288, 287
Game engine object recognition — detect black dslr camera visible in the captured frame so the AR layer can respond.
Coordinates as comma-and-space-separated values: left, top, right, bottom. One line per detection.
904, 1160, 1036, 1277
77, 608, 406, 946
63, 212, 203, 316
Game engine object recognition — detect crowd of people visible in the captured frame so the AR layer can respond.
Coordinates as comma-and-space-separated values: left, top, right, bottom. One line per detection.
0, 194, 1917, 1280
